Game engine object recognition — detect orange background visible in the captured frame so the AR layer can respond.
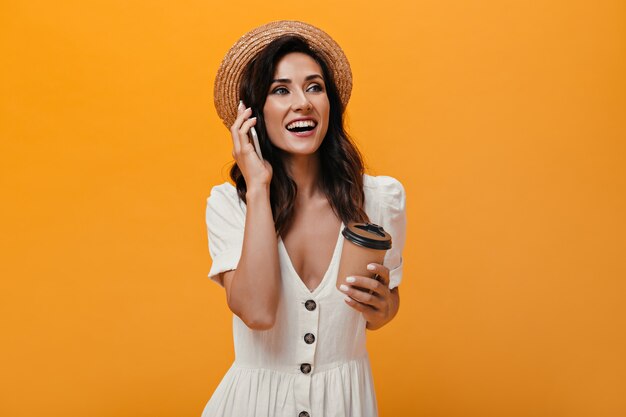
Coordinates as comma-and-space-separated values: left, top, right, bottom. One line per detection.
1, 1, 625, 416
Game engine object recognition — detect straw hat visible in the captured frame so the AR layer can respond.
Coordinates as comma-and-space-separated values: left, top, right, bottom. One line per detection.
213, 20, 353, 128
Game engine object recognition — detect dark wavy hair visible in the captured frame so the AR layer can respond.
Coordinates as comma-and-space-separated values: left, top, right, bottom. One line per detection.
231, 35, 369, 236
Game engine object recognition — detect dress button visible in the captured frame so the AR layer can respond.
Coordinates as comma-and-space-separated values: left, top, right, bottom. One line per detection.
300, 363, 312, 374
304, 333, 315, 344
304, 300, 316, 311
298, 412, 310, 417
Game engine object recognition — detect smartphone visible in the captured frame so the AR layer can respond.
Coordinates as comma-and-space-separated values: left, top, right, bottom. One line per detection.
249, 126, 263, 160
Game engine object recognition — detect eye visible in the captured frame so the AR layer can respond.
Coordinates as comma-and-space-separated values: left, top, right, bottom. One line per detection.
272, 86, 289, 95
307, 84, 323, 92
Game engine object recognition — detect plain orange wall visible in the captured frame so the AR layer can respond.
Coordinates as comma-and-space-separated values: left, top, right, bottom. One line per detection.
1, 1, 625, 416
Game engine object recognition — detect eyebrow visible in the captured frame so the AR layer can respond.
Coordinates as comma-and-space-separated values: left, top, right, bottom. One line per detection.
271, 74, 324, 84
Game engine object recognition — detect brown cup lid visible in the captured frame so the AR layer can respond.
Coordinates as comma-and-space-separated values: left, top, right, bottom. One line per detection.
342, 222, 392, 250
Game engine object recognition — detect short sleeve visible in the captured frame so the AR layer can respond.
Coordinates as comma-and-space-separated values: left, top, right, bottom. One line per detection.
377, 176, 407, 290
205, 183, 246, 286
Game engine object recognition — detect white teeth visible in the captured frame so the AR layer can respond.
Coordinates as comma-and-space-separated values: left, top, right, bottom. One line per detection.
286, 120, 317, 130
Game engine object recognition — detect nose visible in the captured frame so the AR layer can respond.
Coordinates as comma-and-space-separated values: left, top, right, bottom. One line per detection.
292, 90, 312, 112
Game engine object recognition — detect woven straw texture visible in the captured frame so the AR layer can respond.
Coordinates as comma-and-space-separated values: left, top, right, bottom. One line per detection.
213, 20, 352, 128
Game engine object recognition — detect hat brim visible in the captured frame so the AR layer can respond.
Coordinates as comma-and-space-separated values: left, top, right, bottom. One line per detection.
213, 20, 353, 129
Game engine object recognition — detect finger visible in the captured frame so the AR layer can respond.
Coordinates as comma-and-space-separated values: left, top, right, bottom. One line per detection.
238, 120, 259, 157
231, 106, 252, 131
230, 123, 241, 155
239, 116, 257, 134
230, 101, 246, 152
343, 294, 377, 314
366, 263, 390, 286
238, 106, 253, 124
237, 115, 257, 151
339, 283, 381, 310
345, 276, 387, 297
231, 107, 253, 153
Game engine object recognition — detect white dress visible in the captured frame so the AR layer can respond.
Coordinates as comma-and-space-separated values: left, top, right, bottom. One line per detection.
202, 174, 407, 417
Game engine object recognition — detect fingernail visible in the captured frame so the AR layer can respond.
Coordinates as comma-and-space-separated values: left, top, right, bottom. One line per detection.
367, 264, 376, 271
344, 296, 352, 303
238, 100, 243, 109
339, 284, 349, 292
346, 277, 356, 283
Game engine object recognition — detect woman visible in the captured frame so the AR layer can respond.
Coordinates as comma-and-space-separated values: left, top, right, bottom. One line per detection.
204, 21, 407, 417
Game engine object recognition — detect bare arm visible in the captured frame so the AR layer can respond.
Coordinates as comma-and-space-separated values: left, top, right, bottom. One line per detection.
219, 101, 279, 330
222, 186, 280, 330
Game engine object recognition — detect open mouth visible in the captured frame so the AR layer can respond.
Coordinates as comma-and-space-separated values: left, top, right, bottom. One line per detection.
285, 119, 318, 133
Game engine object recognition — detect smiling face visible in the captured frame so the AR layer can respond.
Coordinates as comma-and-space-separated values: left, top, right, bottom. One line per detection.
263, 52, 330, 157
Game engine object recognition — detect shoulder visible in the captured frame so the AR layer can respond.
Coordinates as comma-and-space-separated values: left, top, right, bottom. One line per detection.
207, 182, 246, 213
209, 181, 237, 196
363, 174, 406, 209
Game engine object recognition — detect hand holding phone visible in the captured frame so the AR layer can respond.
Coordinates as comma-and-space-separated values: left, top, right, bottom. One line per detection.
232, 100, 272, 187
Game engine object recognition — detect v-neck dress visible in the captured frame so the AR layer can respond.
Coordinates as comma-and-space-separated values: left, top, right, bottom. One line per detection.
202, 174, 406, 417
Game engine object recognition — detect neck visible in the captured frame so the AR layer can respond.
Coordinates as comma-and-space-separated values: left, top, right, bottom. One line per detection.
284, 152, 322, 200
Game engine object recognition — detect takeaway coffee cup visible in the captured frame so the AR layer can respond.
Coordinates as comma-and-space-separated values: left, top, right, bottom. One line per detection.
336, 222, 392, 290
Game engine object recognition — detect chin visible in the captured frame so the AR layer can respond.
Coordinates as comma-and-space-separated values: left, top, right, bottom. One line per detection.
273, 143, 318, 156
285, 146, 321, 156
273, 137, 324, 156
